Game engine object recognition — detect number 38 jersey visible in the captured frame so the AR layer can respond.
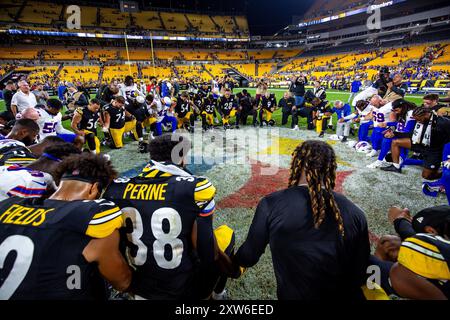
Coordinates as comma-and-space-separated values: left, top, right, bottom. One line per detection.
103, 161, 216, 299
0, 198, 123, 300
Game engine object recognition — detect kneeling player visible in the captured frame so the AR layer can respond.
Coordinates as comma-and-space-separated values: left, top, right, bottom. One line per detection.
0, 119, 39, 166
0, 153, 132, 299
71, 99, 103, 154
201, 93, 217, 131
175, 92, 195, 133
218, 88, 240, 130
103, 96, 139, 150
258, 92, 277, 127
103, 134, 237, 300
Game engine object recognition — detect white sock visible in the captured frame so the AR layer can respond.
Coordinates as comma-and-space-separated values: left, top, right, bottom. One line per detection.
393, 163, 400, 169
139, 137, 143, 142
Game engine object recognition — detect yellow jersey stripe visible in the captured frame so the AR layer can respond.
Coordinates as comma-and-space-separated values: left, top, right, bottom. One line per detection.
90, 210, 123, 225
196, 179, 210, 188
401, 241, 444, 260
86, 215, 123, 238
398, 246, 450, 280
405, 237, 440, 254
159, 172, 172, 177
194, 184, 216, 202
91, 207, 121, 220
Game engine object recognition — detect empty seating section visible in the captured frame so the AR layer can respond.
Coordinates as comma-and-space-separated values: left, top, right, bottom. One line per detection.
17, 66, 58, 83
334, 52, 376, 69
430, 65, 450, 72
205, 64, 228, 77
434, 45, 450, 64
233, 64, 255, 77
366, 45, 427, 67
0, 2, 250, 36
187, 14, 217, 33
180, 51, 211, 61
0, 0, 22, 22
0, 48, 38, 59
133, 12, 164, 30
275, 50, 301, 59
120, 50, 155, 61
88, 49, 118, 61
141, 66, 172, 80
249, 51, 276, 60
102, 65, 139, 83
100, 8, 130, 29
78, 6, 98, 27
258, 63, 275, 75
155, 51, 183, 61
215, 52, 246, 60
234, 16, 249, 33
19, 1, 60, 24
176, 65, 211, 81
211, 16, 235, 33
59, 66, 100, 83
160, 12, 189, 32
42, 49, 84, 60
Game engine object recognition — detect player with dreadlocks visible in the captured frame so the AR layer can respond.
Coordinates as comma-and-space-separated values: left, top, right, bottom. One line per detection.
234, 140, 370, 300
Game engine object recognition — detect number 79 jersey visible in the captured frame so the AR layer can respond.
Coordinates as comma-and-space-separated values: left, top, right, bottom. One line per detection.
103, 172, 216, 299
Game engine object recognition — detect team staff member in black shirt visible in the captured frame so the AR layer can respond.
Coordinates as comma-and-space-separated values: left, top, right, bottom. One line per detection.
279, 91, 296, 127
234, 140, 370, 300
2, 80, 16, 121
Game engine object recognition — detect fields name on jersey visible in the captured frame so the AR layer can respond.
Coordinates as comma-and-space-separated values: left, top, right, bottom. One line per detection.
123, 183, 168, 201
0, 204, 54, 226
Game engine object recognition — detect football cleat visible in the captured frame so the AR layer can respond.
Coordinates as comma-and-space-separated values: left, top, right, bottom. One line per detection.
380, 164, 402, 173
366, 149, 379, 157
422, 183, 440, 197
367, 160, 385, 169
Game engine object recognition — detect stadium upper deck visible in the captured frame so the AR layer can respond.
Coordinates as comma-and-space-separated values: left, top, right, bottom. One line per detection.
0, 1, 249, 37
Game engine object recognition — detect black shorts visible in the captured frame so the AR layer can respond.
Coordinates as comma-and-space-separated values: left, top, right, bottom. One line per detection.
411, 143, 442, 170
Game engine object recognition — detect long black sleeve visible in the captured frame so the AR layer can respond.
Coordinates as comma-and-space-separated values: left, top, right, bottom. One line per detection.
235, 197, 270, 267
196, 215, 216, 264
393, 218, 416, 240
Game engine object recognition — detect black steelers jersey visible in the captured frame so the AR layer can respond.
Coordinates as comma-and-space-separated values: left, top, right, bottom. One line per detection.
218, 95, 236, 115
198, 87, 210, 98
175, 99, 192, 118
193, 94, 203, 110
0, 139, 36, 166
202, 98, 216, 114
126, 103, 150, 123
104, 104, 126, 129
260, 96, 277, 111
0, 197, 123, 300
103, 162, 216, 299
76, 107, 100, 132
397, 233, 450, 298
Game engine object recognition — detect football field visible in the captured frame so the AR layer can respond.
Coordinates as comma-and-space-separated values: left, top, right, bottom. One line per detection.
0, 89, 445, 299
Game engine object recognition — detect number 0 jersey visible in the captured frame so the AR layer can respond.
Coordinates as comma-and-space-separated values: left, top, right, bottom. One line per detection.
0, 198, 123, 300
103, 161, 216, 299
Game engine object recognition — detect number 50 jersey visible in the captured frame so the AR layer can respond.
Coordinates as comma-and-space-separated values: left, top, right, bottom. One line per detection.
103, 162, 216, 299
